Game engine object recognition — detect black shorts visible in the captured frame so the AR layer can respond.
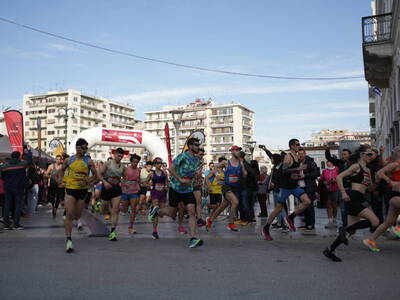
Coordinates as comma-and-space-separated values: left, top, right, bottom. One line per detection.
222, 184, 240, 196
101, 184, 122, 201
138, 187, 147, 196
209, 193, 222, 205
168, 188, 196, 208
66, 189, 88, 201
193, 185, 202, 192
348, 190, 367, 216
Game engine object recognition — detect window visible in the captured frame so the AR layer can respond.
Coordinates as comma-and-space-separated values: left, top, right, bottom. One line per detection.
73, 130, 78, 134
25, 121, 30, 126
74, 97, 78, 102
47, 131, 55, 135
25, 111, 29, 116
102, 114, 106, 118
48, 109, 56, 113
80, 109, 84, 114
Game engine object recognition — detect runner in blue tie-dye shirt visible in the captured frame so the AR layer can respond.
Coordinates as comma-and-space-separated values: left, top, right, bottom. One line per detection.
148, 137, 204, 248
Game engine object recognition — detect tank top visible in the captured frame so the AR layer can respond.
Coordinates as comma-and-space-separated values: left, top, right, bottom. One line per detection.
281, 153, 300, 189
152, 170, 167, 192
224, 160, 241, 188
390, 162, 400, 182
350, 164, 371, 186
122, 165, 140, 194
140, 169, 149, 184
104, 160, 123, 185
64, 155, 90, 190
209, 171, 224, 194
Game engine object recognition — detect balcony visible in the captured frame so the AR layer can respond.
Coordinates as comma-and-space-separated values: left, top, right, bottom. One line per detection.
210, 122, 233, 128
362, 13, 394, 88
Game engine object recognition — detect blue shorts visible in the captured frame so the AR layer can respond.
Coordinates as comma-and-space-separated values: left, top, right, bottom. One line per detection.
121, 193, 139, 201
277, 187, 306, 204
95, 184, 102, 191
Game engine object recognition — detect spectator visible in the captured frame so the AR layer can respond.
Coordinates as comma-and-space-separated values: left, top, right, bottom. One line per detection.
26, 164, 41, 217
0, 147, 32, 230
320, 161, 340, 228
298, 148, 320, 230
257, 166, 269, 217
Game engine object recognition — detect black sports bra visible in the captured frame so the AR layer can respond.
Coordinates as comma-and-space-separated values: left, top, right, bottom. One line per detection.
350, 164, 371, 186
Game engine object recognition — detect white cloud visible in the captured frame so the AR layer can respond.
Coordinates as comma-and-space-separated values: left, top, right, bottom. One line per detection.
115, 80, 367, 105
49, 43, 85, 53
1, 47, 55, 58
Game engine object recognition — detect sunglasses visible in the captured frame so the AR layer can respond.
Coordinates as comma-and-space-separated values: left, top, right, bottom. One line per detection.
155, 161, 162, 164
193, 143, 200, 147
362, 152, 373, 157
294, 143, 300, 146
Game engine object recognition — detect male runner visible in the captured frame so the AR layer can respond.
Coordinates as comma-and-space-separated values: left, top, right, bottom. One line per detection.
59, 138, 97, 252
262, 139, 311, 240
45, 154, 65, 218
98, 148, 125, 241
206, 145, 247, 232
148, 137, 203, 248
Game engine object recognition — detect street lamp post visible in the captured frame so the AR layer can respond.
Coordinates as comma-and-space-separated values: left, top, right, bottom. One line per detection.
170, 110, 184, 156
57, 107, 75, 153
246, 140, 257, 160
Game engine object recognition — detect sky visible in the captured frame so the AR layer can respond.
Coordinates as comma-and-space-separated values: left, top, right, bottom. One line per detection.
0, 0, 373, 148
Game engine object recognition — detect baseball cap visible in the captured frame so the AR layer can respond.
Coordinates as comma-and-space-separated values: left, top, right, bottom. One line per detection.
229, 145, 242, 151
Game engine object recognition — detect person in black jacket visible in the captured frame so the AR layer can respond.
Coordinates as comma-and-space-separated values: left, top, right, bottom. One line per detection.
367, 147, 385, 224
325, 146, 351, 227
298, 148, 320, 230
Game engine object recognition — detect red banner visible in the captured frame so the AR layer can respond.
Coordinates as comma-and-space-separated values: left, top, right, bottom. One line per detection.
101, 129, 142, 144
3, 110, 24, 154
164, 123, 172, 165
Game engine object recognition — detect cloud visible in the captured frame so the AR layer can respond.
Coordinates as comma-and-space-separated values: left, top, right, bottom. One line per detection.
49, 43, 85, 53
1, 47, 55, 58
115, 80, 367, 104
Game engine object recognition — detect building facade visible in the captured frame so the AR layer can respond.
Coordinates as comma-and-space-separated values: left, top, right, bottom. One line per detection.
144, 99, 254, 163
22, 89, 138, 160
303, 129, 371, 147
363, 0, 400, 156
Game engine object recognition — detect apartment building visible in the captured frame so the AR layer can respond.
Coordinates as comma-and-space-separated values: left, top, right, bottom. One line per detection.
362, 0, 400, 155
22, 89, 137, 160
144, 99, 254, 163
303, 129, 371, 147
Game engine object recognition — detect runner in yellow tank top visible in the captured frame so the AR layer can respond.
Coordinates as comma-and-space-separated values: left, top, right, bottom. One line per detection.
58, 138, 97, 253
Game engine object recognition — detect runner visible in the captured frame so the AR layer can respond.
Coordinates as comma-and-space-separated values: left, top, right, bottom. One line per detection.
194, 148, 206, 227
148, 157, 169, 239
206, 145, 248, 232
148, 137, 203, 248
98, 148, 125, 241
58, 139, 97, 252
45, 155, 65, 218
205, 161, 224, 216
138, 161, 152, 215
261, 139, 311, 241
323, 145, 380, 262
121, 154, 141, 234
363, 146, 400, 251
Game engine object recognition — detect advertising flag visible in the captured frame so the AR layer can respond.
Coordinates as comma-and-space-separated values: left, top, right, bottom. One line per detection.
3, 110, 24, 153
164, 123, 172, 165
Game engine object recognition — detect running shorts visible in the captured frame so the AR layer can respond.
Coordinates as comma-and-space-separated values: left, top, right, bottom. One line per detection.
101, 184, 122, 201
66, 189, 88, 201
277, 187, 306, 204
168, 188, 196, 208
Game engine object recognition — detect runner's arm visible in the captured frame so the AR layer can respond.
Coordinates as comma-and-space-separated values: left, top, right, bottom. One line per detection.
281, 154, 300, 174
337, 164, 358, 193
87, 159, 98, 185
376, 162, 398, 185
57, 158, 69, 185
325, 148, 343, 168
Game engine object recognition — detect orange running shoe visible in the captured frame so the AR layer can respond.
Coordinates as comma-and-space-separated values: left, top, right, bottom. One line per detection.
206, 217, 213, 231
363, 239, 380, 252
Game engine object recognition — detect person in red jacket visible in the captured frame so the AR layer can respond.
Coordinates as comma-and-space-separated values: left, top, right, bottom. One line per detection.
320, 161, 340, 229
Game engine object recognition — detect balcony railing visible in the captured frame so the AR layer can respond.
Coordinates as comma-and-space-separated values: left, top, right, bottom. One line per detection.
362, 13, 392, 44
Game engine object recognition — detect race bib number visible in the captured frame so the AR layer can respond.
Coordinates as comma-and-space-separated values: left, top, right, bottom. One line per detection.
155, 183, 165, 191
228, 174, 239, 183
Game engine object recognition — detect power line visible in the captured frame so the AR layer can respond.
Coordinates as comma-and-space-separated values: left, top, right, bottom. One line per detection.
0, 16, 364, 81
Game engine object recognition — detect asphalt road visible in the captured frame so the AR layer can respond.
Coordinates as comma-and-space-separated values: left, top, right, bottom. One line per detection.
1, 235, 399, 300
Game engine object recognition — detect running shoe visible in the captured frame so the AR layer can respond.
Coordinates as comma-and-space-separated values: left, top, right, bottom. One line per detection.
128, 227, 137, 234
189, 238, 204, 248
206, 217, 213, 232
323, 247, 342, 262
14, 225, 24, 230
52, 207, 57, 218
262, 228, 273, 241
284, 216, 296, 232
178, 226, 188, 234
148, 206, 160, 222
234, 220, 248, 226
3, 225, 13, 230
363, 239, 380, 252
108, 231, 117, 241
152, 231, 159, 239
104, 214, 111, 221
95, 201, 102, 212
197, 218, 206, 227
227, 223, 239, 232
77, 220, 83, 231
391, 226, 400, 238
66, 240, 74, 253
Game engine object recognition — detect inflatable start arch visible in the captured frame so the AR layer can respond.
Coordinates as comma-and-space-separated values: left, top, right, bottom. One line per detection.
69, 128, 169, 163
